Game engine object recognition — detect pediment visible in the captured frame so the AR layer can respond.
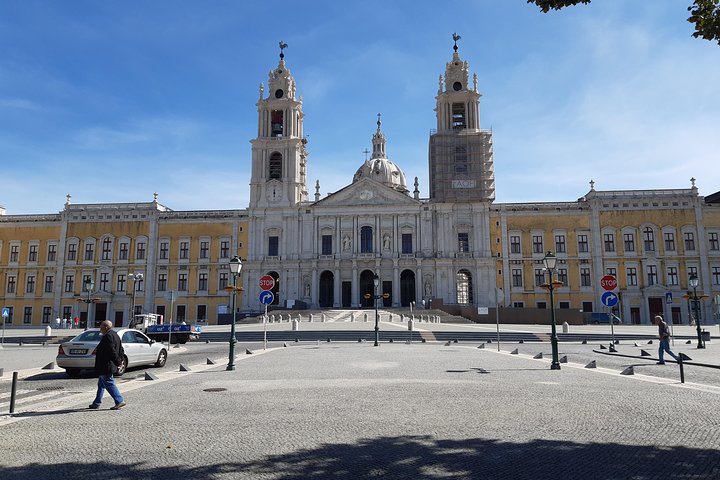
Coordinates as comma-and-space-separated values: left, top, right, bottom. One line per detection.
313, 178, 419, 207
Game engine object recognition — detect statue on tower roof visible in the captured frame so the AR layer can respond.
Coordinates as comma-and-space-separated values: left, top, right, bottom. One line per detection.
279, 41, 288, 59
452, 32, 461, 52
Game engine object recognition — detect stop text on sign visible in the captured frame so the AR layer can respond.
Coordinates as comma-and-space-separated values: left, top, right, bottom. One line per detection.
259, 275, 275, 291
600, 275, 617, 291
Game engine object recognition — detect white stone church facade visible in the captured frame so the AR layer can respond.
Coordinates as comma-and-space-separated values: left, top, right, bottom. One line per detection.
241, 44, 498, 312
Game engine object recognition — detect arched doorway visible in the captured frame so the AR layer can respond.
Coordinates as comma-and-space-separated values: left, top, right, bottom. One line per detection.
267, 271, 280, 305
319, 271, 334, 308
360, 270, 376, 308
400, 270, 416, 307
457, 269, 473, 304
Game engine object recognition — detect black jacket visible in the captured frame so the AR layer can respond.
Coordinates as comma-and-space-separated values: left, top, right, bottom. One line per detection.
94, 329, 123, 375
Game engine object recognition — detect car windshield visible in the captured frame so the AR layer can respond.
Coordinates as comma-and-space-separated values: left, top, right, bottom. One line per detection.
73, 331, 102, 342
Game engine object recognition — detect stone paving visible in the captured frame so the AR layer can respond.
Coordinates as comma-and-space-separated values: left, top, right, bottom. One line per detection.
1, 341, 719, 479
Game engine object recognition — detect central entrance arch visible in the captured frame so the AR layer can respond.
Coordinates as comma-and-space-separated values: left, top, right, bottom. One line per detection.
400, 270, 416, 307
319, 271, 334, 308
360, 270, 376, 308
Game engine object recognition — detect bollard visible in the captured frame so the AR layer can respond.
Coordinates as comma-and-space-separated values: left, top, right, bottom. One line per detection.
10, 371, 19, 413
679, 355, 685, 384
562, 322, 569, 334
45, 325, 52, 337
292, 319, 299, 331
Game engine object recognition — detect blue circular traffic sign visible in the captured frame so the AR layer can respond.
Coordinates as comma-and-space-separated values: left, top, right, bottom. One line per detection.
259, 290, 274, 305
601, 291, 618, 307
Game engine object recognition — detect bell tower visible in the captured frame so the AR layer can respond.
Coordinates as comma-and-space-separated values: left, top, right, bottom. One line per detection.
429, 34, 495, 203
249, 42, 308, 208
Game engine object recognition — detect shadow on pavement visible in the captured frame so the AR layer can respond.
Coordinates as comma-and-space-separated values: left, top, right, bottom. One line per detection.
1, 435, 718, 479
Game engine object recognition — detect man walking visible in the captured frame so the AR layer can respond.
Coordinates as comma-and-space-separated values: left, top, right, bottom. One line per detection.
654, 315, 679, 365
89, 320, 126, 410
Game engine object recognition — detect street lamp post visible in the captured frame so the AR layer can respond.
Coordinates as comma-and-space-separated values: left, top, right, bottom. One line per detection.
373, 274, 380, 347
128, 273, 144, 325
543, 251, 561, 370
227, 256, 243, 370
83, 278, 95, 330
689, 274, 705, 349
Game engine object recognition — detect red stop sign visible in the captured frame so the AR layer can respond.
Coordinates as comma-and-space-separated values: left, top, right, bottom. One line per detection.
600, 275, 617, 291
259, 275, 275, 291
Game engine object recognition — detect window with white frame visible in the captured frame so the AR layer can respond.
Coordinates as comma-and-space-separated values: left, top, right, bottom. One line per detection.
198, 273, 208, 291
604, 233, 615, 252
578, 234, 589, 253
179, 241, 189, 260
512, 269, 523, 287
535, 268, 545, 287
667, 267, 678, 286
119, 242, 128, 260
84, 242, 94, 261
510, 235, 521, 254
555, 234, 566, 253
158, 274, 167, 292
64, 275, 74, 293
159, 241, 169, 260
647, 265, 658, 286
580, 267, 591, 287
624, 233, 635, 252
102, 238, 112, 260
199, 241, 209, 259
532, 236, 543, 254
47, 244, 57, 262
220, 240, 230, 259
709, 232, 719, 251
44, 275, 54, 293
178, 273, 188, 291
664, 232, 676, 251
557, 268, 568, 286
643, 227, 655, 252
26, 275, 36, 293
7, 275, 16, 294
28, 244, 38, 262
684, 232, 696, 251
10, 244, 19, 262
136, 242, 146, 260
712, 266, 720, 285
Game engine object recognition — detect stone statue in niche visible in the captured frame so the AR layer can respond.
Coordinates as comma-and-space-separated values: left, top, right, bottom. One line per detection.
383, 233, 391, 250
424, 280, 432, 297
342, 235, 351, 251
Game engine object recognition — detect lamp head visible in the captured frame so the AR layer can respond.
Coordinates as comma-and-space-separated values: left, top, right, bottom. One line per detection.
229, 255, 243, 274
689, 274, 698, 289
543, 251, 557, 270
373, 274, 380, 287
84, 279, 94, 291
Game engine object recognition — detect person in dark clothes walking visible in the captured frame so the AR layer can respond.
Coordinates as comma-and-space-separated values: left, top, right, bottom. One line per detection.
654, 315, 679, 365
88, 320, 126, 410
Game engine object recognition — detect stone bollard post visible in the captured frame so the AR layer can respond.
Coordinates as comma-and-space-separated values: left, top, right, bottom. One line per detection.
322, 313, 326, 322
309, 314, 314, 323
562, 322, 569, 334
45, 326, 52, 337
292, 319, 299, 331
364, 313, 369, 322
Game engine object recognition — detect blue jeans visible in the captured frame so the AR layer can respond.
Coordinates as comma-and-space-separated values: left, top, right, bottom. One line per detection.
658, 337, 679, 363
92, 374, 124, 406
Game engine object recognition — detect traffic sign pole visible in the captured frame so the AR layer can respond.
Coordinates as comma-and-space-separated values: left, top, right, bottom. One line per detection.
1, 307, 9, 347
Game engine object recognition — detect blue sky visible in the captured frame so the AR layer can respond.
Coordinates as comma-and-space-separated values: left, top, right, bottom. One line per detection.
2, 1, 719, 214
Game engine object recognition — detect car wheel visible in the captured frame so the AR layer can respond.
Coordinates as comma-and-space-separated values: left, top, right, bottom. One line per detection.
65, 368, 81, 378
116, 356, 128, 377
155, 349, 167, 368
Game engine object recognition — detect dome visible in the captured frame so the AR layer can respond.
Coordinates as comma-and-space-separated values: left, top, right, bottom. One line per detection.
351, 114, 408, 193
353, 158, 408, 193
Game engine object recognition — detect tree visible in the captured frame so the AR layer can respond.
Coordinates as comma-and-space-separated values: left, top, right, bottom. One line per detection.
528, 0, 720, 46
